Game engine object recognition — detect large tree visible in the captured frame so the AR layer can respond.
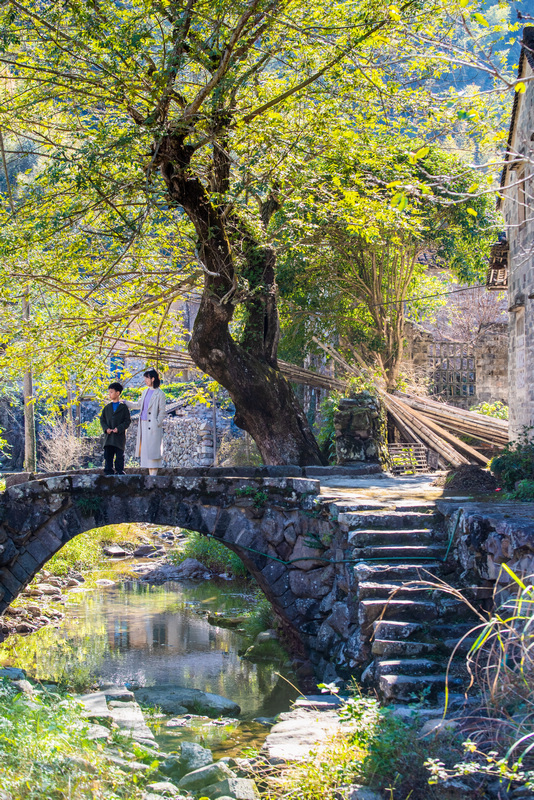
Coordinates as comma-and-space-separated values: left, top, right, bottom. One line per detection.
0, 0, 518, 463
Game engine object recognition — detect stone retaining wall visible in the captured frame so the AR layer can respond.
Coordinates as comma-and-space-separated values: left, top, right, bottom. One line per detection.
438, 500, 534, 598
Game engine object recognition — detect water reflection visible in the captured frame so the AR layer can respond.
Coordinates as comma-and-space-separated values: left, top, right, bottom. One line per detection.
0, 580, 297, 723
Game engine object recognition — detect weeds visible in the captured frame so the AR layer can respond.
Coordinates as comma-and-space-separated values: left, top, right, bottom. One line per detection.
46, 524, 143, 576
0, 678, 154, 798
168, 531, 248, 578
235, 485, 269, 507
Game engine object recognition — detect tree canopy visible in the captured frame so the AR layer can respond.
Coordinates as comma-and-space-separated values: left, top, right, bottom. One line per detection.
0, 0, 521, 462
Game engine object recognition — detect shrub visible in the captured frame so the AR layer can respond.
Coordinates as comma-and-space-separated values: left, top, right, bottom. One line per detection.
426, 565, 534, 794
169, 532, 248, 578
317, 392, 341, 464
39, 419, 91, 472
490, 428, 534, 491
241, 596, 275, 641
470, 400, 509, 420
217, 431, 263, 466
46, 524, 143, 575
0, 679, 155, 797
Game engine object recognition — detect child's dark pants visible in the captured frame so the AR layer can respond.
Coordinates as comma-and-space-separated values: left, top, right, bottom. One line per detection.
104, 445, 125, 475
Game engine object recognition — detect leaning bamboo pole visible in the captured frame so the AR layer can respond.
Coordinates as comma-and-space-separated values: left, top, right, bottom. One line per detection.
312, 338, 497, 466
105, 337, 347, 392
389, 395, 488, 465
383, 394, 469, 468
396, 393, 508, 446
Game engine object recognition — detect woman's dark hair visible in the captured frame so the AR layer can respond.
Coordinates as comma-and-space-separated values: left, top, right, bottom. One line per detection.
144, 369, 161, 388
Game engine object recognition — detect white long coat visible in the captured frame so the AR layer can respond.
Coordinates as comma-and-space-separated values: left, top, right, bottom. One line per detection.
125, 387, 167, 461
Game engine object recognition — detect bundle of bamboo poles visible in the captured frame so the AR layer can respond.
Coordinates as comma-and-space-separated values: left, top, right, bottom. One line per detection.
312, 338, 507, 467
395, 392, 508, 448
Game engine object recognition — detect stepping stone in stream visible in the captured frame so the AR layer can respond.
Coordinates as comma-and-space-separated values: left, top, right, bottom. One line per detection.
107, 700, 155, 742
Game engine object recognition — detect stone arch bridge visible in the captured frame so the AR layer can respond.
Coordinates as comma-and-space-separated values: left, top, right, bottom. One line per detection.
0, 468, 361, 680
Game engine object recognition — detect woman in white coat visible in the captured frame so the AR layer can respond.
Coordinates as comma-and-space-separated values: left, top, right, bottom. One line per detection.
125, 369, 167, 475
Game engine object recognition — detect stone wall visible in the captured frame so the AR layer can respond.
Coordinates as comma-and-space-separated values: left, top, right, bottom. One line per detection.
438, 500, 534, 600
474, 324, 508, 406
333, 393, 387, 466
501, 31, 534, 438
403, 321, 508, 408
124, 413, 216, 468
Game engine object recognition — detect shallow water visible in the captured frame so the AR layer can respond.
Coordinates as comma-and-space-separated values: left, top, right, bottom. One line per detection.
0, 577, 298, 755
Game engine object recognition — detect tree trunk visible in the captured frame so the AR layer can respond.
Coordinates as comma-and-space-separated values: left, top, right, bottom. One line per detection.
22, 297, 37, 472
157, 134, 324, 466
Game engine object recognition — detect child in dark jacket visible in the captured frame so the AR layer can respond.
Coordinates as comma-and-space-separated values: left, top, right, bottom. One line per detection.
100, 382, 131, 475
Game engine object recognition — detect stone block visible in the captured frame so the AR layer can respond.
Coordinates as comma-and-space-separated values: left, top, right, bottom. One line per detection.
289, 565, 334, 599
204, 777, 260, 799
0, 568, 22, 597
289, 536, 324, 570
178, 762, 235, 792
0, 539, 16, 567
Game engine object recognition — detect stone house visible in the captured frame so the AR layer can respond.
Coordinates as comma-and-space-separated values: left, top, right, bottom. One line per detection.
494, 26, 534, 438
403, 320, 508, 409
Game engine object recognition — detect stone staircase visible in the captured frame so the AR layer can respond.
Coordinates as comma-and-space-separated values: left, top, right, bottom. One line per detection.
330, 494, 480, 704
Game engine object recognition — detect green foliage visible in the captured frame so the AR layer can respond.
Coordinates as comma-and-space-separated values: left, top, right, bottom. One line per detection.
266, 692, 459, 799
470, 400, 509, 420
241, 596, 275, 642
123, 380, 222, 408
169, 532, 248, 578
83, 416, 103, 438
46, 524, 142, 576
508, 479, 534, 501
75, 495, 102, 517
490, 428, 534, 491
235, 486, 268, 507
317, 393, 341, 465
0, 679, 152, 798
427, 565, 534, 793
0, 0, 517, 426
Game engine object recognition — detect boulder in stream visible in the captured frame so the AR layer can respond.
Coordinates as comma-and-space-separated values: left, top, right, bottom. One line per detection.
134, 685, 240, 717
159, 741, 213, 779
177, 761, 235, 792
204, 776, 261, 799
102, 544, 128, 557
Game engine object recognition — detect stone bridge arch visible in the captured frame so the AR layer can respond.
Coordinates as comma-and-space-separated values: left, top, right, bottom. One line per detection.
0, 471, 356, 680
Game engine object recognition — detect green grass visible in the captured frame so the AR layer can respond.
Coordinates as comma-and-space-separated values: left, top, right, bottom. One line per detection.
45, 524, 144, 576
168, 531, 248, 578
264, 694, 464, 800
0, 678, 159, 799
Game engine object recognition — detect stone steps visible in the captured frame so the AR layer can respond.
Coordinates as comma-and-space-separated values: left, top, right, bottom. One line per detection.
360, 598, 438, 627
375, 658, 442, 677
348, 493, 479, 704
352, 544, 446, 561
343, 511, 440, 529
358, 581, 438, 600
355, 562, 443, 582
378, 673, 465, 703
349, 528, 439, 546
371, 639, 438, 657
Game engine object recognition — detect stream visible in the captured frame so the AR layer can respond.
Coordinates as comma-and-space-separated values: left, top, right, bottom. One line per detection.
0, 574, 299, 758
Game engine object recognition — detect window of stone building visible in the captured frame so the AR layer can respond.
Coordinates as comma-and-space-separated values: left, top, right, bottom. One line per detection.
518, 169, 527, 230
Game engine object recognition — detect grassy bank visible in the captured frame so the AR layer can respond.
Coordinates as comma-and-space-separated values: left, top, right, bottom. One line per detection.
0, 678, 158, 800
263, 695, 463, 800
44, 524, 145, 577
169, 530, 249, 578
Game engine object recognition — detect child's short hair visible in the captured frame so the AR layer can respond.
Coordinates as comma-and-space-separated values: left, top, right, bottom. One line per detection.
108, 382, 123, 393
143, 369, 161, 388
